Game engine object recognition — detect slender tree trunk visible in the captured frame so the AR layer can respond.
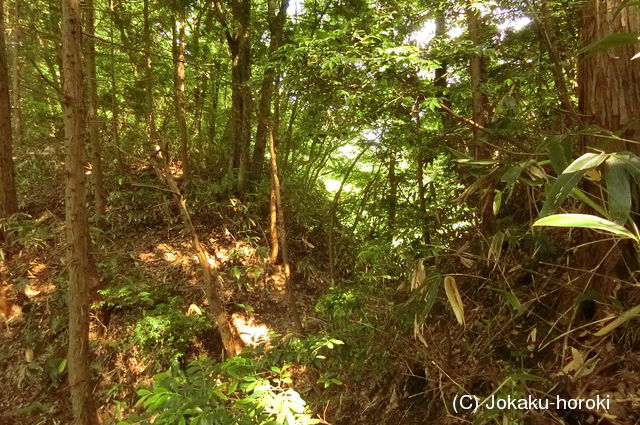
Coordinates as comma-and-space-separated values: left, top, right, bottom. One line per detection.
150, 155, 244, 357
350, 164, 382, 234
328, 149, 367, 284
282, 95, 298, 172
172, 13, 189, 181
536, 0, 579, 127
466, 3, 495, 234
251, 0, 288, 181
416, 153, 430, 245
83, 0, 105, 223
60, 0, 99, 423
108, 0, 121, 169
234, 1, 251, 194
214, 0, 252, 193
269, 125, 303, 334
466, 2, 487, 160
0, 0, 18, 219
253, 75, 274, 181
269, 179, 279, 263
207, 67, 220, 144
193, 72, 208, 140
434, 10, 453, 130
7, 0, 20, 144
387, 149, 397, 237
143, 0, 160, 153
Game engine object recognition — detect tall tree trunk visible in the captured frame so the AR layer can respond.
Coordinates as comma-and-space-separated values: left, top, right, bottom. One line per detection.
387, 149, 397, 238
416, 153, 429, 245
7, 0, 20, 144
172, 12, 189, 181
578, 0, 640, 151
327, 149, 367, 284
564, 1, 640, 328
193, 72, 208, 140
83, 0, 105, 223
251, 0, 288, 181
234, 1, 251, 194
536, 0, 579, 127
207, 66, 220, 144
108, 0, 121, 169
0, 0, 18, 220
433, 10, 452, 130
268, 121, 303, 334
143, 0, 160, 152
60, 0, 99, 423
214, 0, 251, 193
466, 3, 495, 234
466, 2, 487, 159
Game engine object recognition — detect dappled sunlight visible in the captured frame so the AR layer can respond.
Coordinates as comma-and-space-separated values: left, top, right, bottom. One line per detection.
268, 265, 287, 293
137, 242, 194, 268
25, 263, 56, 297
231, 312, 270, 347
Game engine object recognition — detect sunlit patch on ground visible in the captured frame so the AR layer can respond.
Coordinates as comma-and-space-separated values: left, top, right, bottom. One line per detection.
231, 312, 270, 347
269, 265, 287, 293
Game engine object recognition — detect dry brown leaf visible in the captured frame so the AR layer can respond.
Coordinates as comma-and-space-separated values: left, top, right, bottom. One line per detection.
444, 275, 465, 325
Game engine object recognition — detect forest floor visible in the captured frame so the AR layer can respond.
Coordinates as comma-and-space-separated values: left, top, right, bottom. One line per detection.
2, 157, 640, 425
0, 176, 332, 423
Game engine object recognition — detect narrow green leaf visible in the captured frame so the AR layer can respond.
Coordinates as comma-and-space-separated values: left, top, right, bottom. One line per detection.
546, 135, 572, 175
493, 190, 502, 216
540, 153, 606, 216
604, 157, 631, 224
570, 187, 609, 218
562, 152, 607, 174
501, 163, 524, 187
579, 32, 640, 55
422, 269, 441, 318
614, 151, 640, 185
502, 290, 524, 313
614, 0, 640, 17
57, 358, 67, 374
533, 214, 638, 240
595, 304, 640, 337
540, 171, 586, 217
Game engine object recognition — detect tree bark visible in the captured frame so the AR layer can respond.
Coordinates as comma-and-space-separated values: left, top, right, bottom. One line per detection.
213, 0, 252, 194
60, 0, 99, 423
108, 0, 122, 169
269, 178, 279, 263
207, 65, 220, 144
578, 0, 640, 151
387, 149, 397, 237
565, 0, 640, 327
143, 0, 160, 153
172, 12, 189, 181
7, 0, 20, 144
150, 155, 244, 358
269, 125, 303, 334
0, 0, 18, 220
466, 3, 495, 234
433, 10, 452, 130
83, 0, 105, 223
536, 0, 580, 127
193, 72, 208, 140
251, 0, 288, 181
466, 2, 487, 160
328, 149, 367, 284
